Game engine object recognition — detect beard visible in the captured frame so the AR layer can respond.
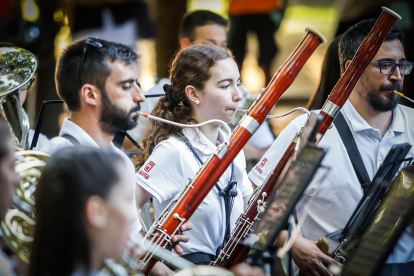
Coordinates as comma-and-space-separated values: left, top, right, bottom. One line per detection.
99, 89, 140, 135
366, 82, 402, 112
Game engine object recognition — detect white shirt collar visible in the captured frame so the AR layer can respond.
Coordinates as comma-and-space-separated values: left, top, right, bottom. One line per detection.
342, 100, 404, 134
182, 127, 225, 156
59, 118, 118, 150
390, 105, 405, 133
341, 100, 373, 132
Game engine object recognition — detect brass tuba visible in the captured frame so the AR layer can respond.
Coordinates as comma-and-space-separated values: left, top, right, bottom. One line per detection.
0, 45, 37, 149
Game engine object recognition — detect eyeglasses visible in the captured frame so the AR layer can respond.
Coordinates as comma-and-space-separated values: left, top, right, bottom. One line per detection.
370, 61, 414, 76
20, 78, 35, 91
77, 38, 103, 88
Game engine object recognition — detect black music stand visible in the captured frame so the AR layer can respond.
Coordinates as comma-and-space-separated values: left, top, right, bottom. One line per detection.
339, 143, 412, 242
247, 144, 327, 276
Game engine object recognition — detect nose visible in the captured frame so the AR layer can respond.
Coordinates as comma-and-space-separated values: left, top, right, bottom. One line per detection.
233, 85, 243, 103
390, 65, 404, 83
133, 82, 145, 103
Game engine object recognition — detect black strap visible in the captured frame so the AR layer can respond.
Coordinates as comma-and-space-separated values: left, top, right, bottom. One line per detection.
333, 112, 371, 192
181, 252, 215, 265
173, 132, 237, 255
61, 134, 81, 146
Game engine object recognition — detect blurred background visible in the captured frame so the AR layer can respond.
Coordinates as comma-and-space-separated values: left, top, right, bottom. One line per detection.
1, 0, 413, 138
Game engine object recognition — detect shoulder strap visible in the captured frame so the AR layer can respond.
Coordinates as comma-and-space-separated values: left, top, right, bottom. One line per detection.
174, 132, 204, 165
333, 112, 371, 192
61, 134, 81, 146
173, 132, 237, 253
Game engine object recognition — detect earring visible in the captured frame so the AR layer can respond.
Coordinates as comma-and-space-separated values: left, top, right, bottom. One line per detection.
95, 216, 107, 228
195, 100, 200, 105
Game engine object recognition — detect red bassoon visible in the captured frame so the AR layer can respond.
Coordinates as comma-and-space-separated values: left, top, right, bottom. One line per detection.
315, 6, 401, 144
138, 28, 326, 274
211, 129, 302, 269
212, 6, 402, 270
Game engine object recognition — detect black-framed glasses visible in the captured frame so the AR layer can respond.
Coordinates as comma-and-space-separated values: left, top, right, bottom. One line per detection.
77, 38, 103, 88
370, 61, 414, 76
20, 78, 35, 91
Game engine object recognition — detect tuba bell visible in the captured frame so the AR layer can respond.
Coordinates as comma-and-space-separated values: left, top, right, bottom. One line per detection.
0, 45, 37, 149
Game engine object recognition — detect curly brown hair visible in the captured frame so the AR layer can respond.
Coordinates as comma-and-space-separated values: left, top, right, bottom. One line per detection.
134, 44, 233, 171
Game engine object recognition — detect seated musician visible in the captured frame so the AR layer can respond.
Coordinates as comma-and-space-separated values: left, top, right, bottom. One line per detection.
129, 10, 275, 163
249, 19, 414, 275
134, 44, 254, 264
29, 147, 137, 276
0, 121, 20, 276
40, 38, 191, 275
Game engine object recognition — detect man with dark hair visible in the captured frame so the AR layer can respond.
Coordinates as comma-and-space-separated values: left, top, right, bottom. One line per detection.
248, 19, 414, 275
42, 38, 191, 275
179, 9, 228, 49
0, 121, 20, 276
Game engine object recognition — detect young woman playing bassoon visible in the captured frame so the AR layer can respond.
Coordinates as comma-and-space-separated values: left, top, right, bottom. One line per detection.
134, 44, 254, 265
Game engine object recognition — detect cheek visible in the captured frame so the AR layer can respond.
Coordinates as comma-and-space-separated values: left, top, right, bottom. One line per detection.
104, 205, 133, 258
111, 205, 132, 233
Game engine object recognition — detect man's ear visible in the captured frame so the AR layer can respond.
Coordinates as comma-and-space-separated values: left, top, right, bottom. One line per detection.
185, 85, 200, 104
80, 84, 100, 107
180, 37, 191, 49
345, 60, 352, 71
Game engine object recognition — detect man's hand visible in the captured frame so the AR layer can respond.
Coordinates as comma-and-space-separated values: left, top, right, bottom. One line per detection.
292, 235, 342, 276
231, 262, 266, 276
171, 222, 193, 255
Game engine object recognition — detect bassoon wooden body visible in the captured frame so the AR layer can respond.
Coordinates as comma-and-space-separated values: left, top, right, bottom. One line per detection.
139, 28, 326, 274
315, 7, 401, 144
211, 131, 302, 269
212, 7, 402, 271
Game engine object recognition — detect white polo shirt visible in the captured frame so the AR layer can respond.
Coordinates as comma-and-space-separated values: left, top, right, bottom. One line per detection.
248, 100, 414, 264
136, 127, 253, 256
40, 118, 142, 233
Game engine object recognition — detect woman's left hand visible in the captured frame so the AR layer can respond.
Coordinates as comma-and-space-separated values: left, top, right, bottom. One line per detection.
171, 221, 193, 254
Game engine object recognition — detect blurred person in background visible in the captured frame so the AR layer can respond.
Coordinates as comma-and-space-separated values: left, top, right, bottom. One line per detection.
67, 0, 156, 52
227, 0, 286, 85
128, 10, 275, 166
0, 121, 20, 276
334, 0, 392, 36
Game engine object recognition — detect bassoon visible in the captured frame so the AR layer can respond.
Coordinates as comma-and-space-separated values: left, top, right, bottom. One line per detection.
138, 27, 326, 274
211, 129, 302, 269
314, 6, 401, 144
213, 6, 402, 271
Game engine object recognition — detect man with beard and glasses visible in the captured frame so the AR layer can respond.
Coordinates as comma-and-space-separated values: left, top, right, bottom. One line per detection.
248, 19, 414, 275
41, 38, 192, 276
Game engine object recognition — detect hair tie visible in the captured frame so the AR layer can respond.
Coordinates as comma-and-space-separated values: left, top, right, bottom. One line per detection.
163, 84, 175, 106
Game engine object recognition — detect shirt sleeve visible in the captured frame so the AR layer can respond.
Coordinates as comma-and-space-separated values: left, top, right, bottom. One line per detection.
248, 114, 309, 186
247, 120, 275, 149
39, 137, 73, 154
135, 140, 187, 204
235, 149, 254, 198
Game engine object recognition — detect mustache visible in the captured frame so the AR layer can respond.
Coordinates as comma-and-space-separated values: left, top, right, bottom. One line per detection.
129, 104, 141, 114
380, 82, 403, 93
